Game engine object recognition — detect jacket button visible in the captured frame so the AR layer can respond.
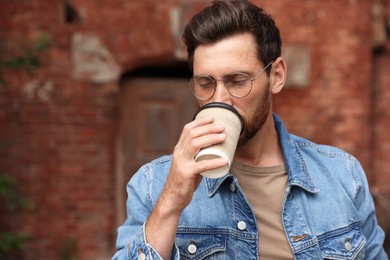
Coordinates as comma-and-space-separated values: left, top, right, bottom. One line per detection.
237, 221, 247, 230
229, 183, 236, 192
188, 243, 197, 254
345, 239, 352, 251
138, 252, 146, 260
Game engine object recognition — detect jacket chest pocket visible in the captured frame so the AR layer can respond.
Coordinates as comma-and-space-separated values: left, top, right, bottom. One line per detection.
176, 230, 227, 260
318, 223, 366, 260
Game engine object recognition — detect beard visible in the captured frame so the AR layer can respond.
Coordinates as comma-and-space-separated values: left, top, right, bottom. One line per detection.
237, 81, 271, 147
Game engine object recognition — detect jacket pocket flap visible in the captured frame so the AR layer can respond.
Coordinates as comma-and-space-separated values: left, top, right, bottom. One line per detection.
176, 229, 227, 260
318, 223, 366, 259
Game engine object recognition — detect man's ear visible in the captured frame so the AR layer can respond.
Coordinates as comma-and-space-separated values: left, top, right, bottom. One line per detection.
270, 57, 287, 94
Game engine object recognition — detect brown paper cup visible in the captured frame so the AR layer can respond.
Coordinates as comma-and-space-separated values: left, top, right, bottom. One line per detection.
193, 102, 243, 178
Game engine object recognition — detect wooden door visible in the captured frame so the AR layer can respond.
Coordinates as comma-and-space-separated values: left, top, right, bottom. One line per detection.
116, 78, 197, 223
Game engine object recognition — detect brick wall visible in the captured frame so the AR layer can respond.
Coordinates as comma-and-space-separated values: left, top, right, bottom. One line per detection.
374, 33, 390, 235
0, 1, 119, 259
274, 0, 373, 168
0, 0, 389, 259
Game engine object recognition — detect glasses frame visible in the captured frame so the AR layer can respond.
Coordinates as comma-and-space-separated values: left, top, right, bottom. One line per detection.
188, 61, 273, 101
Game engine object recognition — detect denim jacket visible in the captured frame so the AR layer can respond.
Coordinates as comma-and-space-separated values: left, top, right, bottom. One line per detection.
113, 114, 387, 260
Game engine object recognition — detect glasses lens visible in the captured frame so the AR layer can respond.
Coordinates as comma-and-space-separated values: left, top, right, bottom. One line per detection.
189, 76, 215, 100
225, 73, 252, 98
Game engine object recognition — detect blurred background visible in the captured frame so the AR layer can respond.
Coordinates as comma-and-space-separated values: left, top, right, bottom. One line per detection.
0, 0, 389, 259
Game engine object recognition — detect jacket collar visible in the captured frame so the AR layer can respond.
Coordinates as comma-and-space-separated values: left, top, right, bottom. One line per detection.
205, 113, 319, 197
273, 113, 319, 194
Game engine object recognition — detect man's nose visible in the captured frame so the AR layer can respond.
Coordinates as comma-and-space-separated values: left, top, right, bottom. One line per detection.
212, 81, 233, 105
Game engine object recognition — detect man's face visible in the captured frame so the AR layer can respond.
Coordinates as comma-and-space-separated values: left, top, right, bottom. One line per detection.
192, 33, 272, 147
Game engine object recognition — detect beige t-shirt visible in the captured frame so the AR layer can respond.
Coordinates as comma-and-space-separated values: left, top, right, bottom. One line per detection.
231, 161, 294, 259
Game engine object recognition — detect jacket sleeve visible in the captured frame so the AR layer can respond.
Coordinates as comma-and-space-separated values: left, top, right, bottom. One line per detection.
112, 163, 180, 260
352, 159, 388, 259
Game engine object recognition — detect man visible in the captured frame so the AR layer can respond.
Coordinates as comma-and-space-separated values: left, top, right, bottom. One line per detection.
113, 0, 387, 259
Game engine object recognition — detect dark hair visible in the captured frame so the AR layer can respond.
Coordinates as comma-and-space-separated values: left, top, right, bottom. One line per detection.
182, 0, 281, 74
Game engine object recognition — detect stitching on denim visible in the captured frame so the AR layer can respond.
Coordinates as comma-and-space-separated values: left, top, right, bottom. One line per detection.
127, 241, 133, 260
144, 164, 153, 207
350, 158, 363, 199
292, 237, 319, 253
141, 155, 172, 207
291, 134, 352, 159
317, 222, 365, 259
289, 142, 319, 193
317, 222, 361, 241
317, 148, 351, 159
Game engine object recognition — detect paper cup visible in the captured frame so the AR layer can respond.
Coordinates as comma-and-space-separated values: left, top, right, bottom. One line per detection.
193, 102, 243, 178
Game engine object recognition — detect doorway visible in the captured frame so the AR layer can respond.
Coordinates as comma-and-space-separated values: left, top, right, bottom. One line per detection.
116, 62, 196, 224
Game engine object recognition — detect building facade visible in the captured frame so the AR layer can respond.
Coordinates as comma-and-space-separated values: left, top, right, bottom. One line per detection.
0, 0, 389, 259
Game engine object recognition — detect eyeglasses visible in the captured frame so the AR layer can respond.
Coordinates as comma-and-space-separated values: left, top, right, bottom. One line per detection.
187, 61, 273, 100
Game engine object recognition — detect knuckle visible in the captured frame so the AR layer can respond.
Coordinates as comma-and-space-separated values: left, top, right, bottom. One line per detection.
183, 123, 192, 132
187, 130, 198, 140
189, 138, 198, 148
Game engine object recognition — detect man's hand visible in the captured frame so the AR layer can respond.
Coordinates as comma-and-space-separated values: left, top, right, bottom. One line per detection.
145, 116, 227, 259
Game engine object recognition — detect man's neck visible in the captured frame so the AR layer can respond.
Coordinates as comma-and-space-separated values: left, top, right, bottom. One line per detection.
234, 116, 284, 167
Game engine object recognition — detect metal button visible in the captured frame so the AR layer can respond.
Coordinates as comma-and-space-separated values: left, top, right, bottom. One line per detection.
138, 252, 146, 260
237, 221, 247, 230
188, 243, 197, 254
229, 183, 236, 192
345, 239, 352, 251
